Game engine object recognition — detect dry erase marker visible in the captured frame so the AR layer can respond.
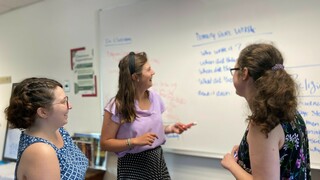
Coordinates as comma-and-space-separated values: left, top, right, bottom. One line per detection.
234, 151, 238, 158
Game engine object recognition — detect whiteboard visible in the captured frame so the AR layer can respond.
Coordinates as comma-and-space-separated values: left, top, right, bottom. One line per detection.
99, 0, 320, 169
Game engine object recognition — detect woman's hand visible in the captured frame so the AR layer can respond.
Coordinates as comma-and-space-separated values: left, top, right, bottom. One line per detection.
221, 153, 238, 170
165, 122, 195, 134
132, 133, 158, 146
221, 145, 239, 170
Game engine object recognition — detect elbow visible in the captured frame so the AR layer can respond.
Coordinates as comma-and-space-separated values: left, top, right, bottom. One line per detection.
100, 141, 108, 151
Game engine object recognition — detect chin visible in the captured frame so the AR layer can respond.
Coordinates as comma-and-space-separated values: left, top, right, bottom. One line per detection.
235, 91, 241, 96
63, 119, 68, 124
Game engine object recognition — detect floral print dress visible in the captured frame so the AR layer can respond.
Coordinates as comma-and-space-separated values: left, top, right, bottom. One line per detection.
237, 113, 311, 179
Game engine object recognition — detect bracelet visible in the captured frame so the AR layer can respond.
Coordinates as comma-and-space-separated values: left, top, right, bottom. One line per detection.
126, 138, 132, 149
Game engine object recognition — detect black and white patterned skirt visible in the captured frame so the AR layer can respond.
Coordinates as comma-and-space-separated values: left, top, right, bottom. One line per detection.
117, 146, 171, 180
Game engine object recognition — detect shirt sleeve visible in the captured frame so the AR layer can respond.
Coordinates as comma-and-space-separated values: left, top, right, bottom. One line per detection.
104, 98, 121, 124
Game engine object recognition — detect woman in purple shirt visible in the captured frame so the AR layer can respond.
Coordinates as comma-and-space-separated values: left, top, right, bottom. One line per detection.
100, 52, 193, 180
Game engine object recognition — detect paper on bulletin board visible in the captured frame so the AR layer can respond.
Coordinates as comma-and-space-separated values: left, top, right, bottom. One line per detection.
70, 47, 97, 97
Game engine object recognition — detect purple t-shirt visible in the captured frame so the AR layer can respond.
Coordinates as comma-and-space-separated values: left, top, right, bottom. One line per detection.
104, 90, 166, 157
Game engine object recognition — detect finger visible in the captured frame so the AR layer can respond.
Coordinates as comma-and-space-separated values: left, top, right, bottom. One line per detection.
149, 137, 156, 142
176, 124, 187, 130
233, 145, 239, 150
148, 138, 154, 145
232, 146, 238, 154
174, 122, 185, 128
150, 133, 158, 139
185, 122, 197, 128
185, 124, 193, 128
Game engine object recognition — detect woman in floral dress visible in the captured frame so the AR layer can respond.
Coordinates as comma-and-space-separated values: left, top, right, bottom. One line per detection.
221, 43, 311, 180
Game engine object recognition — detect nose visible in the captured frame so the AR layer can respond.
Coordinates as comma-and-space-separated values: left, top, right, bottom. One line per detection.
68, 102, 72, 110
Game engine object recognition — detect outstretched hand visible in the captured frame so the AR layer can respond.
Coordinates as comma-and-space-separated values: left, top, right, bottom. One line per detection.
167, 122, 196, 134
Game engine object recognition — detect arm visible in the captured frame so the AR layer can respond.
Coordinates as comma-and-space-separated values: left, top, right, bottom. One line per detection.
222, 123, 283, 180
247, 123, 283, 180
100, 111, 158, 152
17, 143, 60, 180
221, 145, 253, 180
100, 111, 129, 152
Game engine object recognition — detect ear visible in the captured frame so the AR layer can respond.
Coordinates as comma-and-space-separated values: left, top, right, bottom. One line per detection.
37, 107, 48, 119
241, 67, 250, 80
131, 74, 138, 81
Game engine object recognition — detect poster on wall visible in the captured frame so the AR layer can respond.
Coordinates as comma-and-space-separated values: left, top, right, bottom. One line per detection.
70, 47, 97, 97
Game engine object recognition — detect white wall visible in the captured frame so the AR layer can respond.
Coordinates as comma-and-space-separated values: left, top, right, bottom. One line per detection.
0, 0, 139, 153
0, 0, 319, 179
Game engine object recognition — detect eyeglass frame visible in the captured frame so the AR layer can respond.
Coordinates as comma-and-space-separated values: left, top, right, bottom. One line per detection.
230, 67, 241, 76
52, 96, 69, 109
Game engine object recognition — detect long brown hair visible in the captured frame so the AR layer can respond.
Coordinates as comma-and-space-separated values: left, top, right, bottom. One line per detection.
115, 52, 147, 123
237, 43, 298, 136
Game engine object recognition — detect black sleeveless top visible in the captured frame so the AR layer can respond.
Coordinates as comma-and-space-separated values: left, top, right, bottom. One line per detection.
237, 113, 311, 179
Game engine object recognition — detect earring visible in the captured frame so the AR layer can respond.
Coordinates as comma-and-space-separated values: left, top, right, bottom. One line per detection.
137, 79, 140, 82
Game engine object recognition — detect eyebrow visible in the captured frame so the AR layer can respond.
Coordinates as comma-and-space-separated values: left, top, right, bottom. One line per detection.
57, 96, 67, 102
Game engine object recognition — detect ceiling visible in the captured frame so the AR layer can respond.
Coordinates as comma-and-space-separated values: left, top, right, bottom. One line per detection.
0, 0, 43, 15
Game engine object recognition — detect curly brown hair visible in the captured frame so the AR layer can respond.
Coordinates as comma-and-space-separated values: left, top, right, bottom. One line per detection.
4, 77, 62, 129
237, 43, 298, 137
114, 52, 148, 123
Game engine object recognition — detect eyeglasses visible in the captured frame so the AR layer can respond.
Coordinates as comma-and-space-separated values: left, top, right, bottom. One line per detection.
230, 68, 241, 76
52, 96, 69, 109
